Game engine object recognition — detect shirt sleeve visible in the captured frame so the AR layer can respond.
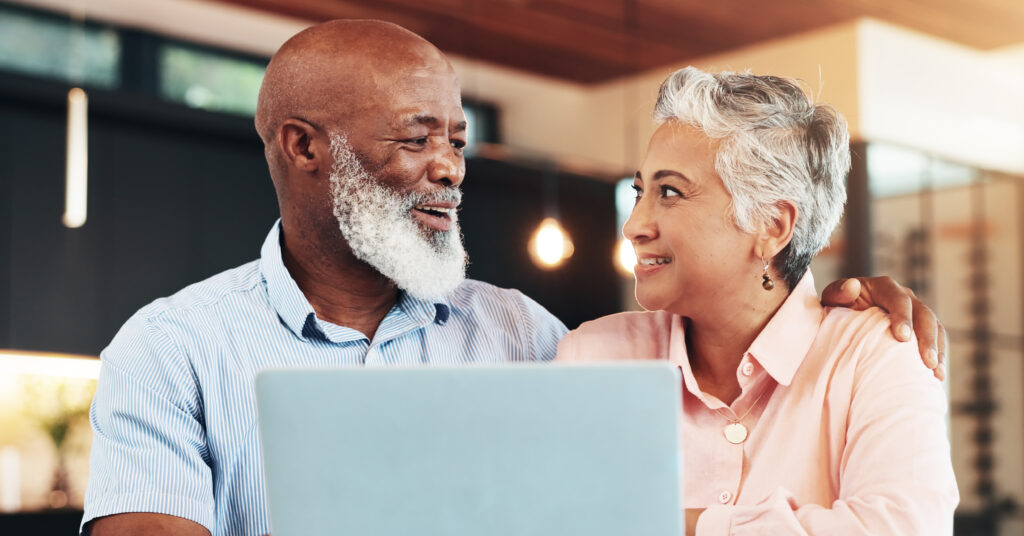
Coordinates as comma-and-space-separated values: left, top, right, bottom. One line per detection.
82, 312, 215, 534
513, 291, 568, 362
696, 330, 959, 536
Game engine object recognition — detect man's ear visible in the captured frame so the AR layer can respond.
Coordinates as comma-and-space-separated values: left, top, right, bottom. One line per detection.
277, 118, 321, 173
756, 201, 797, 260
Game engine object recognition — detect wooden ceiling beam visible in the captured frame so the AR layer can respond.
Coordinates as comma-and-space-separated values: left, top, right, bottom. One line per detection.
218, 0, 703, 79
211, 0, 1024, 83
362, 0, 690, 67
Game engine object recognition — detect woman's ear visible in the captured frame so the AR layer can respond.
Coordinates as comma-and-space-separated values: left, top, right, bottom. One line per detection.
756, 201, 797, 260
277, 118, 321, 173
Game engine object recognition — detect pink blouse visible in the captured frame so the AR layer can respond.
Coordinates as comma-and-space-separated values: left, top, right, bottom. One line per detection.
555, 272, 958, 535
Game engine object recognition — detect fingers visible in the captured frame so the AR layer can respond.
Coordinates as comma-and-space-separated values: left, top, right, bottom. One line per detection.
831, 276, 948, 380
821, 278, 861, 307
911, 297, 940, 371
934, 322, 948, 381
865, 276, 914, 341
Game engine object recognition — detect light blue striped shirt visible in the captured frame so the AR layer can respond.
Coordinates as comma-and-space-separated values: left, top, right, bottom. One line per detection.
82, 221, 568, 535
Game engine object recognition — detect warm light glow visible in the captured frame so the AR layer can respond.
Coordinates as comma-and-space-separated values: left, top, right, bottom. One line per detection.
0, 447, 19, 513
0, 350, 100, 379
529, 217, 574, 269
615, 239, 637, 276
63, 88, 88, 228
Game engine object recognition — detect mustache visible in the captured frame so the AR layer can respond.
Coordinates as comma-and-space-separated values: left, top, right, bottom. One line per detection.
403, 186, 463, 209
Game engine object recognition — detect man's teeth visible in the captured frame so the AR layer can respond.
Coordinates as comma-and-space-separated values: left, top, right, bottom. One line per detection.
640, 257, 672, 266
414, 205, 454, 216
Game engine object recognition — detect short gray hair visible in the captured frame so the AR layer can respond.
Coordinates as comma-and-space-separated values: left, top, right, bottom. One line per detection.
653, 66, 850, 290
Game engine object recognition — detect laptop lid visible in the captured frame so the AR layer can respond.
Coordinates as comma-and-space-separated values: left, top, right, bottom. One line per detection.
256, 363, 681, 535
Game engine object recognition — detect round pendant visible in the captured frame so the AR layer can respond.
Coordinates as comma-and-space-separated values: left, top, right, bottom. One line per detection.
723, 422, 748, 444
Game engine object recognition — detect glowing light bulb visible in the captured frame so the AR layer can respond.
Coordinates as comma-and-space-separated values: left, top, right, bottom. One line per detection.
529, 217, 574, 269
63, 87, 88, 228
615, 239, 637, 276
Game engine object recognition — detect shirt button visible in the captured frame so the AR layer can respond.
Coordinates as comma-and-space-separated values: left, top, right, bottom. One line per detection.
718, 491, 732, 504
741, 362, 754, 376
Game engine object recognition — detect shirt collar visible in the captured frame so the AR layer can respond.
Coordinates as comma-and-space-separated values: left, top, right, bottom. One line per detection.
667, 269, 823, 396
374, 291, 452, 342
259, 220, 453, 341
315, 290, 451, 344
399, 291, 452, 327
746, 270, 824, 386
259, 220, 318, 340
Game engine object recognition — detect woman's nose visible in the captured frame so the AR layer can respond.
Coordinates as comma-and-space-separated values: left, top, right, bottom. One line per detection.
623, 199, 656, 242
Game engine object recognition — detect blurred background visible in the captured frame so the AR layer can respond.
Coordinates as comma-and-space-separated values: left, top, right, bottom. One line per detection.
0, 0, 1021, 534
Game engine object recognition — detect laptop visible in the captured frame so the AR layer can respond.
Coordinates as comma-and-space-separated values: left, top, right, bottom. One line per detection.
255, 363, 681, 535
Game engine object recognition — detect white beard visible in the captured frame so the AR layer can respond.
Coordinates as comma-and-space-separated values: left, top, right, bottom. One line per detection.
328, 134, 467, 301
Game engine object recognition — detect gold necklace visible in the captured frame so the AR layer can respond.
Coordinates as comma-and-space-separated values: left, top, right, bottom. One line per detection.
713, 386, 771, 444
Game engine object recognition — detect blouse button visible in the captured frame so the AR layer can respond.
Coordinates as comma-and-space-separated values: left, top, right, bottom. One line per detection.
718, 491, 733, 504
741, 362, 754, 376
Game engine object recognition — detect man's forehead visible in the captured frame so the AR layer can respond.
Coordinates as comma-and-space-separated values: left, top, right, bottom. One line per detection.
394, 111, 468, 131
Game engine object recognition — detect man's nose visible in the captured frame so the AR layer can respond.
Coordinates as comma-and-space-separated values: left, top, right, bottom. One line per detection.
427, 141, 465, 187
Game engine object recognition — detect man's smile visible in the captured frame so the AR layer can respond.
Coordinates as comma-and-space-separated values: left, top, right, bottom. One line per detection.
411, 202, 457, 232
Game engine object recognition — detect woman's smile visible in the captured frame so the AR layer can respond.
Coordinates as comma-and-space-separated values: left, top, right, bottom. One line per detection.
634, 253, 673, 277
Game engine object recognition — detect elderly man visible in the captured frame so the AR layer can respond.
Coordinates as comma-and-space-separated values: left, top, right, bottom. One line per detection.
83, 19, 946, 536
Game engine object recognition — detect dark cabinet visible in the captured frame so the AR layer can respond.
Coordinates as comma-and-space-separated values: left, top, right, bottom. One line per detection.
0, 76, 277, 355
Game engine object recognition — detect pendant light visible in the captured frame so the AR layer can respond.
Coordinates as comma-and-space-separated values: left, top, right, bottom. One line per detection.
615, 236, 636, 276
62, 7, 88, 228
529, 167, 574, 269
529, 217, 574, 269
63, 87, 88, 228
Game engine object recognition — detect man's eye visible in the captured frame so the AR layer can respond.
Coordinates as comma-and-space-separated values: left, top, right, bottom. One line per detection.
406, 137, 428, 145
452, 139, 467, 149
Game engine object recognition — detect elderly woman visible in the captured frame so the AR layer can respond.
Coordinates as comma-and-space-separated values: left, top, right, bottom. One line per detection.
556, 67, 958, 535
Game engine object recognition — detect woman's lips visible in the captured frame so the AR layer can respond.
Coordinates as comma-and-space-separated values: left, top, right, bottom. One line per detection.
634, 256, 672, 277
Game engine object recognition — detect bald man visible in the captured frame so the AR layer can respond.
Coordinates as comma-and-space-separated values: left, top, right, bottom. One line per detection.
82, 19, 945, 536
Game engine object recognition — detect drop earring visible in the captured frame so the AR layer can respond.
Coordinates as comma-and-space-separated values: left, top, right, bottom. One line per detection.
761, 258, 775, 291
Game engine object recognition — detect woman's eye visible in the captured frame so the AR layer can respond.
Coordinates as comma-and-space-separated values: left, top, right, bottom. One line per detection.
452, 139, 466, 149
631, 185, 642, 201
661, 185, 682, 198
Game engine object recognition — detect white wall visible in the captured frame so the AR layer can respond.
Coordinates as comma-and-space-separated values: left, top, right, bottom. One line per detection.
857, 19, 1024, 175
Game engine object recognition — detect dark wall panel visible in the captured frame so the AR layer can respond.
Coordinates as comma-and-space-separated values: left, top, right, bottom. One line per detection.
0, 81, 278, 355
0, 112, 11, 348
461, 158, 620, 330
2, 100, 103, 355
843, 141, 872, 278
88, 110, 276, 344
